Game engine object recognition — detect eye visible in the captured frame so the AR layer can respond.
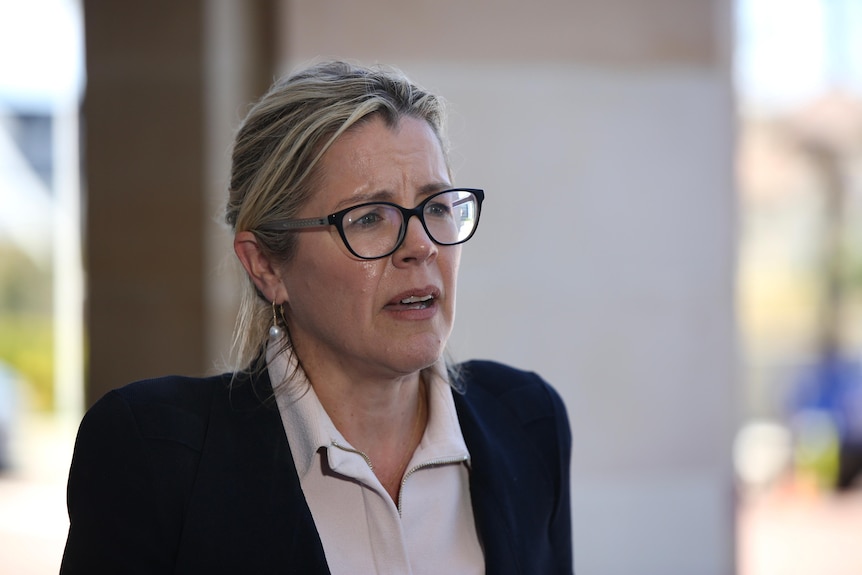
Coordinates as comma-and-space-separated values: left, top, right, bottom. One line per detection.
424, 200, 452, 219
343, 204, 401, 233
344, 206, 386, 228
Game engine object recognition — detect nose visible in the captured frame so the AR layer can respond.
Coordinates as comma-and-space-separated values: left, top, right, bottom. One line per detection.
393, 214, 437, 266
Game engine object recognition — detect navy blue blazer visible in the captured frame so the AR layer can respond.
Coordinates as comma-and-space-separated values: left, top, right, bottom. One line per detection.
61, 360, 573, 574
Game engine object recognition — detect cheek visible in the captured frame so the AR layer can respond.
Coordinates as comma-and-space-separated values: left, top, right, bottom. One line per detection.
312, 259, 387, 315
358, 260, 383, 288
444, 247, 462, 286
440, 248, 461, 319
287, 233, 379, 295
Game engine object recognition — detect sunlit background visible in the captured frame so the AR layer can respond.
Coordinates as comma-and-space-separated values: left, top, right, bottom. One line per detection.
1, 0, 862, 573
735, 1, 862, 573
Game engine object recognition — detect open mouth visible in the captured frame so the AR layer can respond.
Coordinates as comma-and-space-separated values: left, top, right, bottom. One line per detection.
398, 294, 435, 310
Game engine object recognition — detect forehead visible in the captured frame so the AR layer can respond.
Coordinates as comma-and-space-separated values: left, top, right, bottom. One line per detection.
314, 115, 450, 207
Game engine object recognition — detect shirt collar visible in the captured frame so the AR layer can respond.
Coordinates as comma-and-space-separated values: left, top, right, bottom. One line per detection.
266, 342, 471, 481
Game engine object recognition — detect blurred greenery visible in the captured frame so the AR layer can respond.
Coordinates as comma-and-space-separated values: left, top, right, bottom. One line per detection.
849, 251, 862, 290
0, 243, 54, 411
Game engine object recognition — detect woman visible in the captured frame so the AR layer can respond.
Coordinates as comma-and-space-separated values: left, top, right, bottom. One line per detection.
61, 60, 573, 574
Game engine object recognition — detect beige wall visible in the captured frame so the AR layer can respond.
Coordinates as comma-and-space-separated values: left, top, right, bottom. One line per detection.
285, 0, 719, 66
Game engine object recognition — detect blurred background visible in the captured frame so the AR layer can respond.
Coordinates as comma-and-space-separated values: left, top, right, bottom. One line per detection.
1, 0, 861, 573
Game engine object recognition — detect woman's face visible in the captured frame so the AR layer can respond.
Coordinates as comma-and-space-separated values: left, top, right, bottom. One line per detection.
277, 115, 460, 380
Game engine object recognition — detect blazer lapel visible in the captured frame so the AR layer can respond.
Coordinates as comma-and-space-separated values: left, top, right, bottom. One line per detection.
454, 390, 522, 575
176, 370, 331, 574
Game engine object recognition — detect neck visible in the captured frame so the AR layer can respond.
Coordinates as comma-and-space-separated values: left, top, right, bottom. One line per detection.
304, 362, 430, 503
312, 368, 427, 449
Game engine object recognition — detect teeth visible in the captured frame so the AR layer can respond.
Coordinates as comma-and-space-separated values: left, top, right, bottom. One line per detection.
400, 294, 433, 304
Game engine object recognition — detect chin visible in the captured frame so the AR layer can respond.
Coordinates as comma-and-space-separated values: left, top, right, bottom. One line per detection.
390, 340, 446, 375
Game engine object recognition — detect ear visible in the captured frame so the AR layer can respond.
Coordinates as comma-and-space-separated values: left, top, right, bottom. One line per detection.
234, 231, 289, 304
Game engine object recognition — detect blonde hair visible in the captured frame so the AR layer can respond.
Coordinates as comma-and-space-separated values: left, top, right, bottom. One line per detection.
226, 60, 450, 374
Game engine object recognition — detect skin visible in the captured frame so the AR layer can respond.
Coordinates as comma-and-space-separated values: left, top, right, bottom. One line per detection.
234, 115, 460, 501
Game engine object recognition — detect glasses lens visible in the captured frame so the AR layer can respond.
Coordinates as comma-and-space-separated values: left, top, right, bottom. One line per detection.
424, 190, 479, 245
339, 190, 481, 258
342, 203, 402, 258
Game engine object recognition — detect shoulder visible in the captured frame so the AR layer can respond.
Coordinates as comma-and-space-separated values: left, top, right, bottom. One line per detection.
111, 372, 231, 410
83, 372, 234, 452
455, 359, 568, 427
64, 373, 242, 571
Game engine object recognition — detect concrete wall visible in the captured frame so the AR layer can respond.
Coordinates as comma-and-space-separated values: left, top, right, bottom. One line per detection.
281, 1, 737, 573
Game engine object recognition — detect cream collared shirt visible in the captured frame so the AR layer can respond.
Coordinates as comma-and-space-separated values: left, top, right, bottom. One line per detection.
267, 345, 485, 575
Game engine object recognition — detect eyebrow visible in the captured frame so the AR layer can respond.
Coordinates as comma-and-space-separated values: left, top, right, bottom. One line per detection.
331, 182, 451, 212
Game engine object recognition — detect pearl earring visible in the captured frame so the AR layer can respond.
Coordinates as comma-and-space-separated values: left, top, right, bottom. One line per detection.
269, 301, 284, 341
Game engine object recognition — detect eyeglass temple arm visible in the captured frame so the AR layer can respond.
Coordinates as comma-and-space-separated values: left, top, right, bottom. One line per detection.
261, 216, 330, 231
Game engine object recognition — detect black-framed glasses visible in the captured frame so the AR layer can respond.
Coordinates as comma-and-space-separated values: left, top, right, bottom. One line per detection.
259, 188, 484, 260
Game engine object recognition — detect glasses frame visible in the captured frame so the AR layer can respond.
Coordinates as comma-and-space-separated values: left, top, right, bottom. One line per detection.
259, 188, 485, 260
